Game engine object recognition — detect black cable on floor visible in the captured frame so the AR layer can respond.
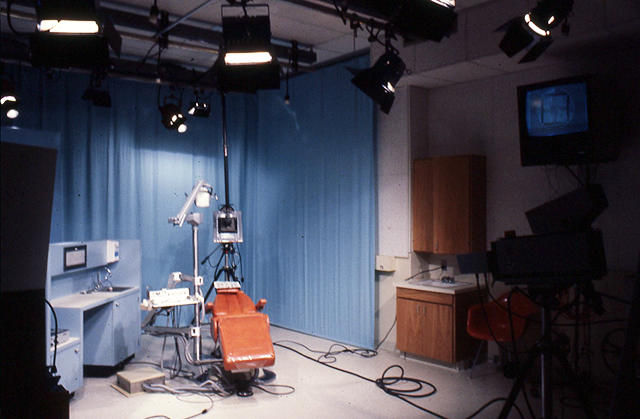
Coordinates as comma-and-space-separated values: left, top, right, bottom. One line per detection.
274, 342, 525, 419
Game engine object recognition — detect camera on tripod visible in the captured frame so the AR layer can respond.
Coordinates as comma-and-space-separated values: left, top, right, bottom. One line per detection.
489, 184, 608, 286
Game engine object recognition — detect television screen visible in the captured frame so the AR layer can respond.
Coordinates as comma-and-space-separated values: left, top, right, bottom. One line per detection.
525, 82, 588, 137
517, 75, 620, 167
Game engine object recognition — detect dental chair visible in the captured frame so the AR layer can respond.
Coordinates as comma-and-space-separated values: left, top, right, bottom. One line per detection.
205, 283, 275, 373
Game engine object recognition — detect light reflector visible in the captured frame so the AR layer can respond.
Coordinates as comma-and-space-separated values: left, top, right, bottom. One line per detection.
38, 19, 100, 34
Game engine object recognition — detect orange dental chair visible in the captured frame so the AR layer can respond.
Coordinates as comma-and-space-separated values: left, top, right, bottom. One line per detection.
205, 285, 275, 373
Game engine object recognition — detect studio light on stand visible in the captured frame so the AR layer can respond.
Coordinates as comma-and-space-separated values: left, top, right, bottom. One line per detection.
496, 0, 573, 63
348, 35, 406, 114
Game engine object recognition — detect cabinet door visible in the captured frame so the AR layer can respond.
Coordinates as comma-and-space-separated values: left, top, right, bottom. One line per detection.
113, 292, 140, 364
412, 155, 486, 254
52, 340, 82, 393
83, 304, 114, 365
397, 298, 424, 355
421, 303, 453, 362
412, 159, 433, 253
433, 156, 471, 254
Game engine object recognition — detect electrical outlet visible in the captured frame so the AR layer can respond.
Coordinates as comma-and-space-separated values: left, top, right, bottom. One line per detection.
440, 259, 447, 271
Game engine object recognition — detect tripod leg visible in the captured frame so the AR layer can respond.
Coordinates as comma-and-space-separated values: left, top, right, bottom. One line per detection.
499, 344, 541, 419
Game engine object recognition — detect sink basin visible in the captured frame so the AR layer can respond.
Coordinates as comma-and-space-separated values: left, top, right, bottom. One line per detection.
96, 286, 132, 293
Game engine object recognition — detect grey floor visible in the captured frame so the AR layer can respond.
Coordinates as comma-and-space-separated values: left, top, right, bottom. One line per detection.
69, 326, 600, 419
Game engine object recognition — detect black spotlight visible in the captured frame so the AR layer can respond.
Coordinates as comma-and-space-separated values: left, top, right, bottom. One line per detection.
82, 88, 111, 108
497, 0, 573, 63
349, 50, 406, 114
160, 103, 187, 133
1, 79, 20, 119
188, 101, 211, 118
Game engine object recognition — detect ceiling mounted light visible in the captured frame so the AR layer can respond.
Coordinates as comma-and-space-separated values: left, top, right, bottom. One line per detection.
81, 71, 111, 107
160, 101, 187, 133
341, 0, 457, 44
188, 101, 211, 118
496, 0, 573, 63
1, 79, 20, 119
348, 47, 406, 115
214, 4, 280, 93
29, 0, 122, 70
82, 88, 111, 108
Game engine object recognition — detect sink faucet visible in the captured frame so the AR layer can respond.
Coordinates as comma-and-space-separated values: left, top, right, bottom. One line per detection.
92, 267, 113, 291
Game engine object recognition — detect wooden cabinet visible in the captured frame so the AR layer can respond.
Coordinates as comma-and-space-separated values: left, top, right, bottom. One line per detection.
412, 155, 486, 254
396, 286, 484, 364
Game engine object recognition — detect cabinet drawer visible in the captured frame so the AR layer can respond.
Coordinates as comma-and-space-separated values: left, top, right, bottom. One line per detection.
397, 287, 453, 305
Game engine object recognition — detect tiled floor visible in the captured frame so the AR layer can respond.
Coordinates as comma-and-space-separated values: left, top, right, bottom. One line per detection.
68, 325, 611, 419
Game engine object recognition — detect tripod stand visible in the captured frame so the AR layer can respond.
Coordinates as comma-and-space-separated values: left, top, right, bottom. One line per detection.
499, 286, 597, 419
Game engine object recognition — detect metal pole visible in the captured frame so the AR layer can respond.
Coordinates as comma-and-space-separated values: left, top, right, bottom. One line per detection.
192, 225, 202, 361
221, 93, 231, 209
541, 301, 553, 418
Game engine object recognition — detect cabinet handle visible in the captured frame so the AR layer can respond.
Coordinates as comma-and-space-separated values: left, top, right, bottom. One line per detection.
75, 348, 79, 354
416, 305, 420, 315
115, 303, 120, 307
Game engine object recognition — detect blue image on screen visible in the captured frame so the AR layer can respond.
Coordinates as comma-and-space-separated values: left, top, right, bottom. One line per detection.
526, 82, 588, 137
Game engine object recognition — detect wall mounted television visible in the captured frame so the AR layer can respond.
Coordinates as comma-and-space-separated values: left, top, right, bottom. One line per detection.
518, 75, 621, 167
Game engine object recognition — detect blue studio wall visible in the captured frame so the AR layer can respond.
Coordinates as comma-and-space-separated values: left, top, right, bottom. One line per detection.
2, 54, 376, 348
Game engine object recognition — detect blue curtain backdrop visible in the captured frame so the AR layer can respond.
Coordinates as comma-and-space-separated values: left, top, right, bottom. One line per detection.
2, 55, 375, 348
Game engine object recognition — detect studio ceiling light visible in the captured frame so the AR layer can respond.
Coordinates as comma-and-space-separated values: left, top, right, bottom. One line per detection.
214, 3, 280, 93
1, 80, 20, 119
188, 101, 211, 118
82, 88, 112, 108
348, 48, 406, 115
29, 0, 122, 70
496, 0, 573, 63
340, 0, 457, 44
160, 102, 187, 134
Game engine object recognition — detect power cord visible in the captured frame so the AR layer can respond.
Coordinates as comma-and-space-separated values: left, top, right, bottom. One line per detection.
142, 390, 214, 419
45, 299, 59, 375
274, 341, 525, 419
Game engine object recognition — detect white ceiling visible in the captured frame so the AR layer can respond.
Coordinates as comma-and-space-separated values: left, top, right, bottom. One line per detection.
2, 0, 639, 89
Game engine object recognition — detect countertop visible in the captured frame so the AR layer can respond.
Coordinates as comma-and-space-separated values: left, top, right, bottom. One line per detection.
395, 279, 483, 295
51, 287, 139, 310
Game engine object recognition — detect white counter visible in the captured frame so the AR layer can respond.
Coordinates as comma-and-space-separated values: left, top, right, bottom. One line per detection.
395, 279, 482, 295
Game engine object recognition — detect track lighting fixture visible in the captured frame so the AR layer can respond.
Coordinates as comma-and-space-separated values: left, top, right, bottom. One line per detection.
82, 88, 112, 108
160, 101, 187, 133
82, 71, 111, 108
1, 79, 20, 119
496, 0, 573, 63
188, 101, 211, 118
348, 36, 406, 114
214, 3, 280, 93
29, 0, 122, 69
